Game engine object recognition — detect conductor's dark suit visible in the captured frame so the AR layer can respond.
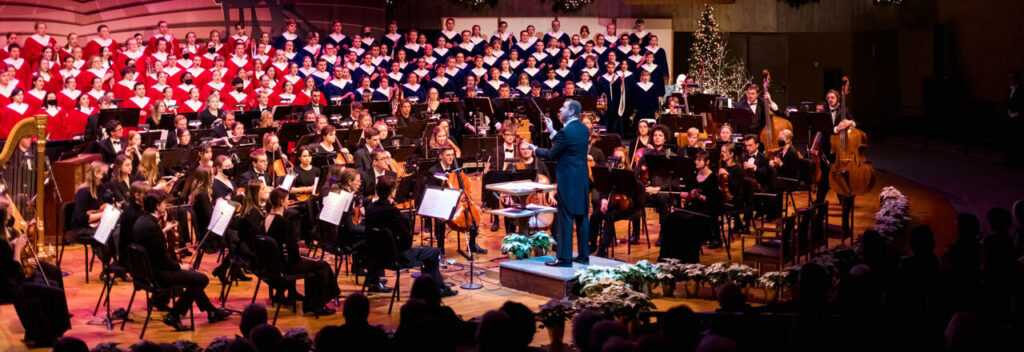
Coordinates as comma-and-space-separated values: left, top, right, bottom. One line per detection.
534, 118, 590, 261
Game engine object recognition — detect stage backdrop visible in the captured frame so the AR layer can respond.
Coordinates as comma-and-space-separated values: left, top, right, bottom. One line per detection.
444, 17, 675, 79
0, 0, 384, 48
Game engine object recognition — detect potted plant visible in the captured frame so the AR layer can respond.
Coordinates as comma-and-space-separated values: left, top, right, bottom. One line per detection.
573, 280, 656, 337
655, 259, 681, 297
679, 263, 706, 297
727, 263, 759, 292
529, 231, 556, 257
537, 299, 575, 351
616, 260, 660, 294
757, 270, 792, 302
501, 233, 533, 259
570, 266, 619, 296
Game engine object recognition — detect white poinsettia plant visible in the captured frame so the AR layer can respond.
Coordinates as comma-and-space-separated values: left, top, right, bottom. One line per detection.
757, 271, 793, 289
874, 186, 910, 241
573, 280, 656, 318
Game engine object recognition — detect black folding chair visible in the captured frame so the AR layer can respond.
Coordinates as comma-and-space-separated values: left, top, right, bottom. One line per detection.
121, 244, 193, 339
250, 236, 308, 325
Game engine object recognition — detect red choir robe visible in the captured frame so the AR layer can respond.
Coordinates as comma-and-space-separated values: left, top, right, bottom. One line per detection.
41, 106, 69, 139
64, 106, 93, 137
226, 55, 254, 78
147, 34, 180, 56
77, 67, 113, 92
222, 90, 252, 111
179, 99, 204, 114
1, 102, 34, 136
172, 83, 198, 104
270, 92, 297, 107
122, 95, 153, 125
2, 57, 32, 83
83, 37, 119, 60
85, 89, 107, 108
23, 35, 58, 65
57, 89, 82, 110
112, 79, 139, 100
22, 89, 47, 111
202, 81, 227, 99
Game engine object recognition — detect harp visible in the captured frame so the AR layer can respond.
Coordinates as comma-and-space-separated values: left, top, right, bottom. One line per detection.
0, 114, 48, 247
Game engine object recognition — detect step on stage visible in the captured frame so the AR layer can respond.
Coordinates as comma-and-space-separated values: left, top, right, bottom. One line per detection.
499, 255, 626, 299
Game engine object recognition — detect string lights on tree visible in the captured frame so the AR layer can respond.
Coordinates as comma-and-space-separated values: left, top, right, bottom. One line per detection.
688, 3, 750, 100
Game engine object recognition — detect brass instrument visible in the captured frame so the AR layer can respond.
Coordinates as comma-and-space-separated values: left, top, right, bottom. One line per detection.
0, 115, 50, 282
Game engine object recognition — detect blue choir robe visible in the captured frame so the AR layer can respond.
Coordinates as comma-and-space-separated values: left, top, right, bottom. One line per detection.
432, 48, 452, 64
530, 52, 553, 68
274, 33, 304, 50
513, 41, 536, 57
554, 68, 574, 83
351, 64, 379, 84
481, 79, 504, 98
324, 78, 354, 103
323, 33, 351, 51
380, 33, 402, 55
410, 68, 432, 83
543, 31, 571, 48
401, 43, 424, 60
401, 82, 426, 102
372, 87, 393, 101
639, 63, 666, 97
644, 46, 669, 71
574, 81, 598, 96
429, 76, 457, 97
633, 81, 660, 120
521, 67, 542, 83
309, 71, 331, 91
514, 85, 532, 98
541, 79, 563, 94
386, 71, 406, 87
438, 30, 462, 48
629, 31, 652, 47
353, 87, 375, 102
498, 72, 516, 85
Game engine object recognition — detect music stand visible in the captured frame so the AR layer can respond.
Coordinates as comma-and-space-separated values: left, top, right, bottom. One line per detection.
139, 130, 165, 149
725, 108, 757, 134
462, 135, 499, 161
363, 101, 391, 116
98, 108, 141, 129
158, 113, 176, 131
571, 95, 598, 113
591, 167, 612, 195
278, 122, 310, 153
58, 141, 96, 160
272, 105, 302, 121
481, 169, 537, 209
159, 148, 188, 173
385, 145, 416, 163
644, 155, 675, 191
669, 156, 697, 185
660, 114, 703, 135
235, 110, 261, 129
806, 112, 835, 143
688, 94, 718, 114
592, 134, 622, 161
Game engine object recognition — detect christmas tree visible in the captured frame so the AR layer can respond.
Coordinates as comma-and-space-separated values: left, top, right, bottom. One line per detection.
688, 4, 749, 99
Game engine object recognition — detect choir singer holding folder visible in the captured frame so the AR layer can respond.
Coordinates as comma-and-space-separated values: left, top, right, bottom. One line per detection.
524, 99, 591, 267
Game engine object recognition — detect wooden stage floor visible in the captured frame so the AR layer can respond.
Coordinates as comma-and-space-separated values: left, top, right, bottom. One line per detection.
0, 170, 956, 351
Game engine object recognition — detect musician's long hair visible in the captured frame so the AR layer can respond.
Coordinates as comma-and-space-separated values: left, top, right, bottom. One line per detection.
191, 165, 214, 201
113, 154, 132, 182
138, 148, 160, 185
128, 181, 150, 206
239, 180, 265, 217
82, 161, 108, 199
338, 168, 359, 192
0, 199, 11, 242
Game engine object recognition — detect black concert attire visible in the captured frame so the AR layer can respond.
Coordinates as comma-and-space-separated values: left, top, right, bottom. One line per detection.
237, 166, 272, 188
733, 98, 777, 133
118, 201, 144, 268
97, 137, 126, 164
424, 160, 480, 253
352, 144, 374, 171
589, 168, 644, 258
213, 176, 234, 200
636, 143, 678, 239
131, 213, 219, 318
1, 229, 70, 347
816, 103, 857, 235
661, 171, 722, 262
291, 164, 321, 244
190, 189, 219, 268
364, 197, 448, 292
198, 107, 223, 128
740, 148, 771, 190
359, 168, 398, 198
264, 214, 340, 311
72, 186, 114, 274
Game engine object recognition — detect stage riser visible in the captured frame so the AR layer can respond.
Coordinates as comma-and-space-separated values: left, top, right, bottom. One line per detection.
498, 255, 626, 299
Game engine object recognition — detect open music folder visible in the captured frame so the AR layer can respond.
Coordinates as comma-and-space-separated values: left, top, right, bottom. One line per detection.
208, 199, 238, 236
93, 206, 123, 245
319, 190, 355, 225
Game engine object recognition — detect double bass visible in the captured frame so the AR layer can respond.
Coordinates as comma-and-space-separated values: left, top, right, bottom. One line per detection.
758, 69, 793, 155
829, 76, 875, 196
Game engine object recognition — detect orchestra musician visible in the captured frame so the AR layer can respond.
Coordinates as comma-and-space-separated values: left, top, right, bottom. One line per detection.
72, 161, 117, 279
637, 124, 677, 244
740, 134, 771, 189
771, 129, 802, 182
589, 147, 643, 258
359, 150, 398, 198
718, 143, 753, 232
97, 120, 125, 164
487, 125, 524, 233
106, 154, 137, 204
1, 199, 70, 348
131, 189, 232, 330
353, 127, 382, 170
733, 83, 778, 132
117, 180, 150, 269
237, 148, 274, 188
364, 175, 457, 297
426, 145, 484, 254
525, 99, 590, 266
425, 124, 461, 158
816, 89, 857, 204
137, 148, 172, 191
264, 188, 340, 315
662, 150, 723, 262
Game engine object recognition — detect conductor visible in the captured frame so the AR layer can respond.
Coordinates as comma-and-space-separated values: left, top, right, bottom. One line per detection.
526, 99, 591, 267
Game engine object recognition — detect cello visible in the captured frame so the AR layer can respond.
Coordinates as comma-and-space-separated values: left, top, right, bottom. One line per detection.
829, 76, 875, 196
446, 168, 483, 233
758, 69, 793, 155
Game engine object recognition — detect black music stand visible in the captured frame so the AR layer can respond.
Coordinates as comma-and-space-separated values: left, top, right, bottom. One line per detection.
592, 134, 623, 161
159, 148, 188, 173
644, 155, 675, 190
688, 94, 718, 114
480, 169, 537, 209
272, 105, 302, 121
571, 95, 598, 113
158, 113, 176, 130
724, 108, 757, 134
294, 134, 318, 152
344, 129, 363, 149
59, 141, 95, 160
235, 110, 261, 129
98, 108, 142, 129
139, 130, 165, 149
660, 114, 703, 134
385, 145, 416, 164
669, 156, 697, 185
807, 113, 836, 143
363, 101, 391, 116
278, 122, 310, 153
462, 135, 499, 162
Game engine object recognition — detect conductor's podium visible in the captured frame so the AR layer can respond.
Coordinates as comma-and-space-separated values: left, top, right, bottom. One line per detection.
499, 255, 626, 299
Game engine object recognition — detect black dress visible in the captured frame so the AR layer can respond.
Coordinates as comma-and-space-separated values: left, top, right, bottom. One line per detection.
264, 215, 340, 310
2, 232, 71, 346
661, 172, 723, 263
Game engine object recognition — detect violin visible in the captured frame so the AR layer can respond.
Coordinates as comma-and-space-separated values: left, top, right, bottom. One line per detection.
160, 211, 181, 261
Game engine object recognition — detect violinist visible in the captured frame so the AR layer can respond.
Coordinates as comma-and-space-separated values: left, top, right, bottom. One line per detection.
815, 89, 856, 204
264, 188, 340, 315
232, 180, 268, 273
425, 125, 461, 158
1, 199, 71, 348
72, 161, 116, 280
197, 143, 214, 170
663, 150, 723, 262
137, 148, 172, 191
106, 154, 138, 204
590, 148, 642, 257
118, 181, 151, 268
189, 165, 219, 267
630, 119, 652, 160
359, 150, 398, 198
130, 189, 233, 330
290, 146, 321, 199
264, 132, 288, 179
352, 127, 381, 171
314, 125, 341, 157
717, 124, 736, 144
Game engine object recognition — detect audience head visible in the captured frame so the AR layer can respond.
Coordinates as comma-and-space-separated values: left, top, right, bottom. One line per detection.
499, 301, 536, 348
588, 320, 628, 352
909, 225, 935, 257
956, 213, 981, 242
409, 274, 441, 307
342, 292, 371, 324
476, 310, 514, 352
249, 323, 282, 352
239, 304, 268, 339
986, 207, 1012, 234
572, 309, 604, 352
52, 337, 89, 352
314, 325, 344, 352
716, 282, 748, 312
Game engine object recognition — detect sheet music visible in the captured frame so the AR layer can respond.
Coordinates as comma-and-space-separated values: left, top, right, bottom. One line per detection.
486, 181, 557, 195
93, 206, 122, 244
319, 190, 354, 225
208, 199, 238, 236
279, 173, 296, 191
312, 177, 320, 193
417, 187, 463, 220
